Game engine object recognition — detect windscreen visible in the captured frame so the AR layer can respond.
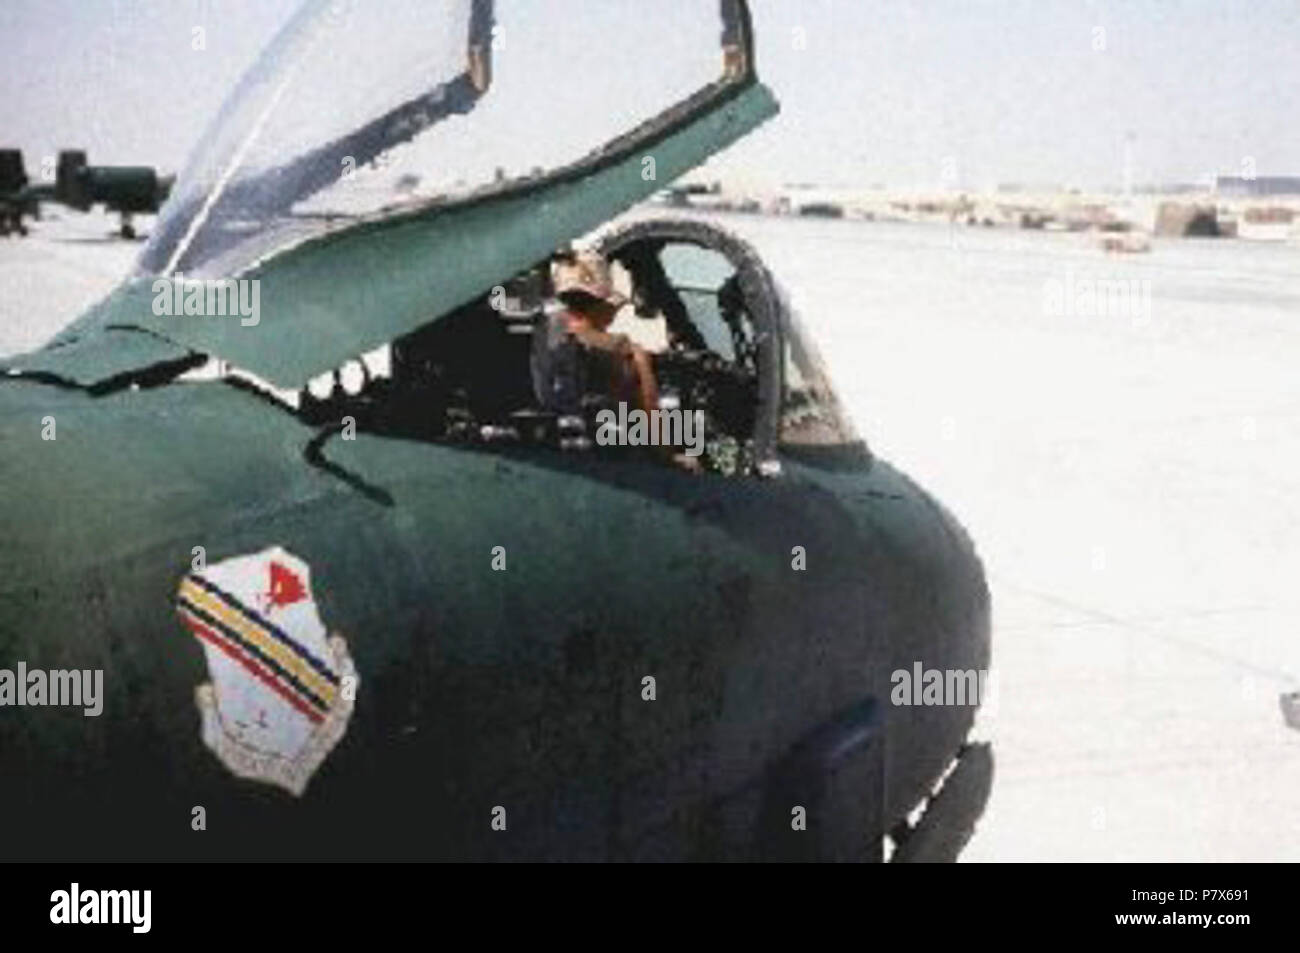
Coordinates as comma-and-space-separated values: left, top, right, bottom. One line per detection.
778, 285, 861, 448
139, 0, 748, 278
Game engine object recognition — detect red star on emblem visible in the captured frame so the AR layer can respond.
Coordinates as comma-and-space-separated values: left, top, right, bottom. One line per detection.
266, 560, 307, 610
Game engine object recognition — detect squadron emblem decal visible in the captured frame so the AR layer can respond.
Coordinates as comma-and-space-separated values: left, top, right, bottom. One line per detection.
174, 546, 357, 796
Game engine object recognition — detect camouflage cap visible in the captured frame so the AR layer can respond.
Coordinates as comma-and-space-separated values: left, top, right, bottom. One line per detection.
551, 250, 629, 308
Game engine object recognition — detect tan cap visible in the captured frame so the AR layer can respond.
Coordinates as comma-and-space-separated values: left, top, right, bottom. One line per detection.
551, 250, 628, 308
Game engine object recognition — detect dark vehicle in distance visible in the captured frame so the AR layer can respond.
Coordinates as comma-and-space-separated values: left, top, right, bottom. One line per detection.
0, 148, 169, 238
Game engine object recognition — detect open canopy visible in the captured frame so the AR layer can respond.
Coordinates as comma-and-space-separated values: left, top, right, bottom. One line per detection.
139, 0, 761, 280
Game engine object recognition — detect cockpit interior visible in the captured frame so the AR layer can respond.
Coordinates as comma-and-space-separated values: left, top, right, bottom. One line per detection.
297, 233, 764, 476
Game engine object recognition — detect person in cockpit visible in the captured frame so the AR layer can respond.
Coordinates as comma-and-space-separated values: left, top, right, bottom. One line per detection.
531, 250, 659, 419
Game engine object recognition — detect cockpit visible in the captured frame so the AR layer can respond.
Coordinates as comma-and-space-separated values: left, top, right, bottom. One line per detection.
292, 218, 858, 477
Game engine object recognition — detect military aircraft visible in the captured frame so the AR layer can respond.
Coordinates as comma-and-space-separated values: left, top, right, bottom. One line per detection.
0, 148, 170, 238
0, 0, 991, 861
48, 149, 173, 239
0, 149, 36, 236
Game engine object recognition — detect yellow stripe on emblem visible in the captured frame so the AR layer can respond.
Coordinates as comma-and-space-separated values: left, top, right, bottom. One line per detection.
179, 578, 338, 708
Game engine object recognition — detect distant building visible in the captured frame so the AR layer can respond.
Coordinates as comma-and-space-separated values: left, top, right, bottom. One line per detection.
1238, 206, 1297, 242
1154, 202, 1220, 237
1147, 183, 1206, 195
797, 202, 844, 219
1216, 176, 1300, 197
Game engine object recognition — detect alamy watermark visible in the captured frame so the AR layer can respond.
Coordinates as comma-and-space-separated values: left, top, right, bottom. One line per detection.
1043, 270, 1152, 325
152, 273, 260, 326
0, 663, 103, 716
50, 883, 150, 933
594, 401, 705, 457
891, 663, 991, 706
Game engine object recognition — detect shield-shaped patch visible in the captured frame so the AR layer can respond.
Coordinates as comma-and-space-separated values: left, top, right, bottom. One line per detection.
175, 546, 358, 796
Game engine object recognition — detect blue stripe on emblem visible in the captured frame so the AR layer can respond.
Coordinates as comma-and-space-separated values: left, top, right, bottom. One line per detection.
187, 574, 341, 686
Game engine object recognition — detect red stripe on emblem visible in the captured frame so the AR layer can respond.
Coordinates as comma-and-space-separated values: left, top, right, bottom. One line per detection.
181, 611, 325, 725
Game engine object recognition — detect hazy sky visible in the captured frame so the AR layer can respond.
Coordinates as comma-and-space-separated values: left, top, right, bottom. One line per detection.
2, 0, 1297, 191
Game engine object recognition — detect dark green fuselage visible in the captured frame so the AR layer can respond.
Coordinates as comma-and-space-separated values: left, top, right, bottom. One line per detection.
0, 371, 987, 860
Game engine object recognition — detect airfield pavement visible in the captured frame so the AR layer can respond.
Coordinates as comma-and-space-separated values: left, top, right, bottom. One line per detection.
3, 207, 1298, 861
